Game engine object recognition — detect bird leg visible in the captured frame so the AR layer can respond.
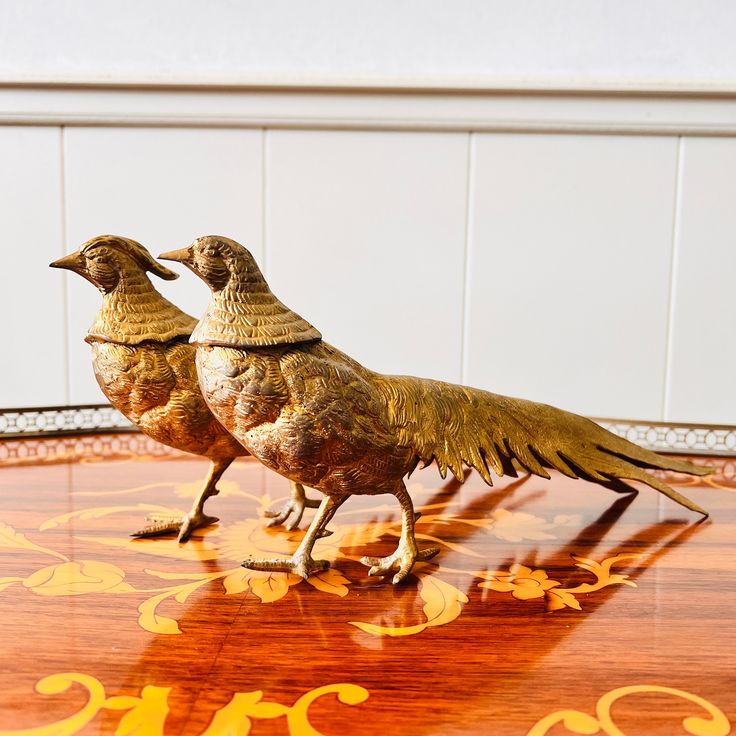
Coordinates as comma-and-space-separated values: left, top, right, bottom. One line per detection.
360, 483, 440, 584
132, 457, 232, 542
263, 480, 322, 531
242, 494, 345, 579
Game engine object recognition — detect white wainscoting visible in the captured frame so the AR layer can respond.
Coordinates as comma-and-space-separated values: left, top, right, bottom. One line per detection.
0, 86, 733, 425
465, 133, 678, 419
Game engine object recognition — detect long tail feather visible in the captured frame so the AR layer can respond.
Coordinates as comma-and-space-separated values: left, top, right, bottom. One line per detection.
380, 375, 712, 516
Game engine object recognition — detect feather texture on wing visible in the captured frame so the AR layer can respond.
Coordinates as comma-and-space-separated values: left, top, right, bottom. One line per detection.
378, 376, 710, 515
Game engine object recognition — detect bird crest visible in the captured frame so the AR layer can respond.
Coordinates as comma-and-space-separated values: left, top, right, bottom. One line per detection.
81, 235, 179, 281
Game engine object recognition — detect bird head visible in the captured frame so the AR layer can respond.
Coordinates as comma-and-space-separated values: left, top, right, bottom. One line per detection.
50, 235, 179, 293
159, 235, 265, 292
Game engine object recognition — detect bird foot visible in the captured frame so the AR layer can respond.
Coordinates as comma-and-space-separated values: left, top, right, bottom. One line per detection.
360, 544, 440, 584
264, 493, 321, 531
131, 512, 219, 542
241, 554, 330, 580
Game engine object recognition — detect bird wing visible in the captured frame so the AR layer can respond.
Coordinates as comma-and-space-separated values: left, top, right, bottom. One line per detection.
377, 375, 710, 515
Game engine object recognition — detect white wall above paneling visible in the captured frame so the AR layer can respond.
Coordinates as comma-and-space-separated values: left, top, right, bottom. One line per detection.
665, 138, 736, 424
265, 130, 468, 383
63, 126, 263, 404
464, 133, 679, 419
0, 1, 734, 91
0, 127, 66, 408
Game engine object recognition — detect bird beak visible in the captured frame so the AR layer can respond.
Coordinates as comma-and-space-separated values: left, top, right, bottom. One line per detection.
49, 251, 85, 272
159, 247, 192, 265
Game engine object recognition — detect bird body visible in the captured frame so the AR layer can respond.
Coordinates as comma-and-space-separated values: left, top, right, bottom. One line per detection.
195, 342, 415, 496
51, 235, 317, 540
198, 340, 706, 503
161, 236, 712, 583
90, 339, 240, 461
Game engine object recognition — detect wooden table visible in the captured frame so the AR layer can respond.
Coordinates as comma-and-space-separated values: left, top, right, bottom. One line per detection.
0, 433, 733, 735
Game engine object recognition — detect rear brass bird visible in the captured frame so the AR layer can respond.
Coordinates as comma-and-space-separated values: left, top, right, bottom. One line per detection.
161, 235, 711, 583
50, 235, 318, 541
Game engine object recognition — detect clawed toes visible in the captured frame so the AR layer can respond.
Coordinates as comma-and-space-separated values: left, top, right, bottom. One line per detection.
264, 502, 305, 530
177, 514, 219, 543
284, 515, 304, 532
417, 546, 440, 561
360, 555, 397, 578
392, 568, 412, 585
130, 514, 182, 539
241, 556, 330, 580
263, 491, 321, 531
264, 508, 290, 526
291, 558, 330, 580
360, 546, 441, 583
132, 512, 220, 541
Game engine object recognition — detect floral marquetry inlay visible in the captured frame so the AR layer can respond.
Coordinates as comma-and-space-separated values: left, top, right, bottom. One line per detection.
0, 672, 369, 736
0, 438, 733, 735
527, 685, 731, 736
0, 470, 648, 637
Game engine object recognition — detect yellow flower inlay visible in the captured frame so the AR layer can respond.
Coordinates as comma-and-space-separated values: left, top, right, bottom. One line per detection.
480, 563, 559, 600
23, 560, 133, 597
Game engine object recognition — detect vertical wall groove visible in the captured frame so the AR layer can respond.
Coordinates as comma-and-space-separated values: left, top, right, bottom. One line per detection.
459, 132, 475, 385
662, 136, 685, 422
261, 128, 269, 277
59, 125, 71, 404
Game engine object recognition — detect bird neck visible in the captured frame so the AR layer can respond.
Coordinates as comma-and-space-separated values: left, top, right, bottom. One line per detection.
87, 270, 197, 345
192, 272, 322, 348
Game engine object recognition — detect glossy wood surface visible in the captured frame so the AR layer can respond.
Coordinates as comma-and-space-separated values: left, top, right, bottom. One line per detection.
0, 433, 734, 735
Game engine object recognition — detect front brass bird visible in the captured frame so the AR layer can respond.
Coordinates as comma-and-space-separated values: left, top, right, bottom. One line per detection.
161, 235, 711, 583
50, 235, 318, 541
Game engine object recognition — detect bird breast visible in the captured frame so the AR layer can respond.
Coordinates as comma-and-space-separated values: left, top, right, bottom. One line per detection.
90, 339, 243, 459
195, 342, 415, 494
91, 341, 178, 421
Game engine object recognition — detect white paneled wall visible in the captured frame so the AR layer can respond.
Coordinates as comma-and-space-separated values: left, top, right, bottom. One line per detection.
0, 127, 66, 407
0, 101, 734, 424
465, 134, 678, 418
666, 138, 736, 424
266, 130, 467, 383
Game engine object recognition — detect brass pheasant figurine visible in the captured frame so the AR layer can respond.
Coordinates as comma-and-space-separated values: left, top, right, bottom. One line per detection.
161, 235, 711, 582
50, 235, 318, 540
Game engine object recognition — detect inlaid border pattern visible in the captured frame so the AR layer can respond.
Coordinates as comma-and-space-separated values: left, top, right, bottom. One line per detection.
0, 405, 734, 457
